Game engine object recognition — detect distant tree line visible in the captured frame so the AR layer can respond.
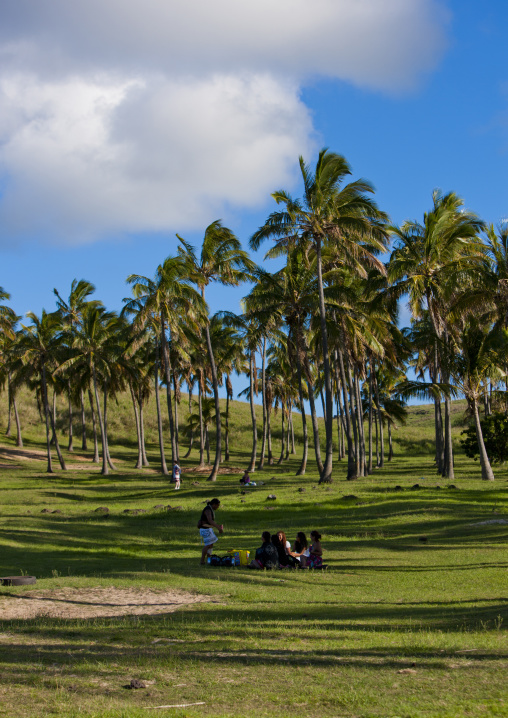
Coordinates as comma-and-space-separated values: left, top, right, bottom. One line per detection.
1, 150, 507, 481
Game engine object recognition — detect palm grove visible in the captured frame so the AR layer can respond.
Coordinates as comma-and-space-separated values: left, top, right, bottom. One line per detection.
1, 150, 507, 482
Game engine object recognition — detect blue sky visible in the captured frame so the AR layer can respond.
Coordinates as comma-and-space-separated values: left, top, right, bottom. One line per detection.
1, 0, 507, 402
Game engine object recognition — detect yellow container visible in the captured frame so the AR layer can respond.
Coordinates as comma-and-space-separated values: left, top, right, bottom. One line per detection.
239, 550, 250, 566
227, 549, 250, 566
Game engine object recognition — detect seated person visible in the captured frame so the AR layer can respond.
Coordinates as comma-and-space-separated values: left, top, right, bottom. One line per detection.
239, 470, 256, 486
307, 530, 323, 568
249, 531, 279, 569
271, 530, 297, 568
290, 531, 310, 567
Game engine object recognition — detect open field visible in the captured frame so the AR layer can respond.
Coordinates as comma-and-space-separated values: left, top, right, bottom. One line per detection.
0, 393, 507, 718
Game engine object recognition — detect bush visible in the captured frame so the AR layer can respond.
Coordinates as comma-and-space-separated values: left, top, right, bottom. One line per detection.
460, 411, 508, 464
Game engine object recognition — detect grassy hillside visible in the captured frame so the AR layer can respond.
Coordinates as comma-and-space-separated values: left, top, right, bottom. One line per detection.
0, 384, 476, 473
0, 388, 506, 718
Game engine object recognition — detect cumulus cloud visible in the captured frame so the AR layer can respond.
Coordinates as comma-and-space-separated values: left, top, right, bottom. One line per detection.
0, 0, 450, 245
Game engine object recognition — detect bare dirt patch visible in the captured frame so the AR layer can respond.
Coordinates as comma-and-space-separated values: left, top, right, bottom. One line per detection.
185, 465, 244, 475
0, 587, 213, 620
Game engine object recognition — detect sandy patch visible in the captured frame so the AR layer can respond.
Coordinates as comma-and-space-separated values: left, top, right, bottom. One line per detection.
0, 587, 213, 620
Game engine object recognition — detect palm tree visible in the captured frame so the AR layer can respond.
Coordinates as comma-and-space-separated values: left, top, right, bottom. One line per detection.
177, 221, 255, 481
251, 149, 388, 482
57, 306, 123, 475
54, 279, 101, 451
0, 293, 22, 446
446, 316, 503, 480
389, 190, 485, 479
126, 256, 204, 467
16, 310, 66, 472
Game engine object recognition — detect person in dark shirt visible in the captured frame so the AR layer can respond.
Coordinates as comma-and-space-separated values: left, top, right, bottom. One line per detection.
249, 531, 279, 569
198, 498, 223, 565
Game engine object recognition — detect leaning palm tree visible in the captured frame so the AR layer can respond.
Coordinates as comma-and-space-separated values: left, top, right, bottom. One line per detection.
445, 316, 505, 480
177, 221, 255, 481
251, 149, 388, 482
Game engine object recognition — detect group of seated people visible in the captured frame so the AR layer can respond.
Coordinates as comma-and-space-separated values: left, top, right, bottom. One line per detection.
249, 530, 323, 570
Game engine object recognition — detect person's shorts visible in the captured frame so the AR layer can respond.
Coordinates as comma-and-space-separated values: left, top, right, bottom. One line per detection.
199, 528, 218, 545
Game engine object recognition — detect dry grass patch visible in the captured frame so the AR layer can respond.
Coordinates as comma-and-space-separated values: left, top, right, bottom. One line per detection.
0, 587, 214, 620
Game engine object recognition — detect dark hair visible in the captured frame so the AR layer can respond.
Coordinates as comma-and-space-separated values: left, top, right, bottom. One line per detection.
310, 531, 322, 541
262, 531, 271, 542
296, 531, 308, 549
210, 498, 220, 507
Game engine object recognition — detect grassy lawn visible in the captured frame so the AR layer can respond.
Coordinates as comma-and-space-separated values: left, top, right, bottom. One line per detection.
0, 394, 507, 717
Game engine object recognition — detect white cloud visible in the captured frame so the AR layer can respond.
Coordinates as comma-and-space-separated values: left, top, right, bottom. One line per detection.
0, 0, 450, 245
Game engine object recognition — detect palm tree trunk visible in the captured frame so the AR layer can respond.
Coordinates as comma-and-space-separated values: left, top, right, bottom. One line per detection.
13, 395, 23, 447
139, 398, 149, 466
205, 427, 210, 465
443, 392, 454, 479
183, 383, 194, 459
50, 390, 67, 470
225, 376, 231, 461
161, 320, 177, 465
41, 364, 54, 473
388, 422, 394, 461
295, 339, 308, 476
80, 388, 87, 450
375, 411, 379, 466
337, 345, 356, 479
267, 406, 273, 465
198, 380, 205, 468
315, 236, 334, 483
472, 397, 495, 480
258, 336, 267, 470
88, 388, 100, 462
67, 382, 74, 452
367, 362, 373, 474
354, 369, 366, 476
285, 407, 290, 460
5, 375, 12, 437
92, 365, 108, 476
154, 344, 169, 475
302, 334, 324, 474
247, 350, 257, 472
277, 404, 285, 465
103, 385, 116, 471
290, 408, 296, 454
130, 382, 143, 469
202, 289, 222, 482
346, 361, 360, 477
173, 371, 180, 463
373, 367, 384, 468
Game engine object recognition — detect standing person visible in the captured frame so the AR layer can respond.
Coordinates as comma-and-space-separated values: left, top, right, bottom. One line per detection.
172, 461, 181, 490
198, 498, 223, 565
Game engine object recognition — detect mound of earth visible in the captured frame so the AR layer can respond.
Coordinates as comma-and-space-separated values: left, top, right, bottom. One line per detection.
0, 587, 213, 620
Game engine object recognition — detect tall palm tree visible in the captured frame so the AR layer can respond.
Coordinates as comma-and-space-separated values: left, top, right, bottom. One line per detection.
126, 256, 204, 467
177, 221, 255, 481
389, 190, 485, 478
251, 149, 388, 482
16, 310, 66, 472
57, 306, 123, 475
54, 279, 101, 451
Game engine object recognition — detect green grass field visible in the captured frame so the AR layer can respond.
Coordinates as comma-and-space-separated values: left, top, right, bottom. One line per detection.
0, 391, 507, 717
